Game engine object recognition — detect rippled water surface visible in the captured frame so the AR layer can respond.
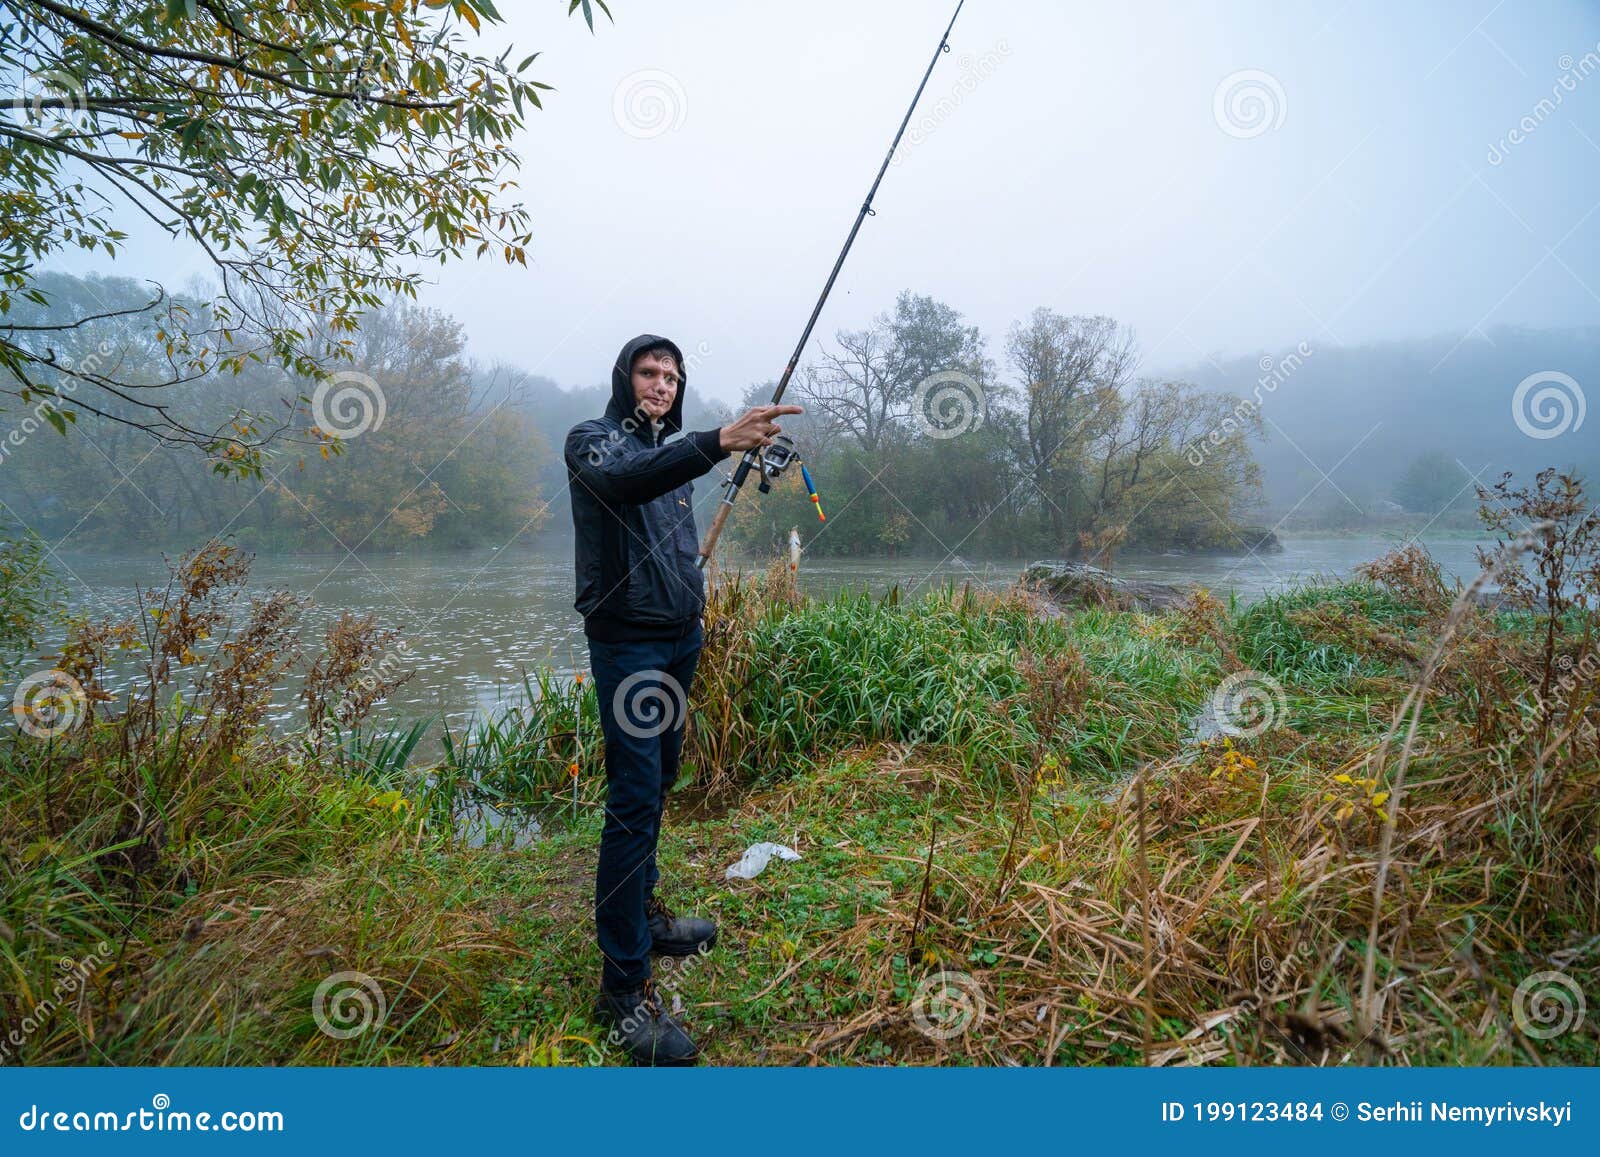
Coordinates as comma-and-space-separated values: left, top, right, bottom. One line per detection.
50, 533, 1492, 730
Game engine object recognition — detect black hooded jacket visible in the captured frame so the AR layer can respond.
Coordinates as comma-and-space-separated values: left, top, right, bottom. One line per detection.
565, 334, 730, 641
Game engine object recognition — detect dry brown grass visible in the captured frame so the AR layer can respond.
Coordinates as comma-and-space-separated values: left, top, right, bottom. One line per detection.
684, 541, 1600, 1067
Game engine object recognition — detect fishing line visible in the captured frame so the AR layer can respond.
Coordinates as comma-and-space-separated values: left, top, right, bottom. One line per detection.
696, 0, 966, 569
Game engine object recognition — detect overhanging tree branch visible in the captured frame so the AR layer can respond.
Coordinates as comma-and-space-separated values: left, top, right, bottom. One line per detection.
0, 0, 591, 477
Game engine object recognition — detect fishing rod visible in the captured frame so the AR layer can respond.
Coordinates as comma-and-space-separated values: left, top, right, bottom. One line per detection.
696, 0, 966, 570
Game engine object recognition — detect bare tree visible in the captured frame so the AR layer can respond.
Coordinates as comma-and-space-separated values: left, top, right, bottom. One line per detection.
798, 290, 988, 453
1006, 310, 1136, 555
1072, 380, 1262, 564
797, 325, 901, 453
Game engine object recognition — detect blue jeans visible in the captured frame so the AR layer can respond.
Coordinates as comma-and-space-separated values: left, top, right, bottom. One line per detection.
586, 622, 702, 992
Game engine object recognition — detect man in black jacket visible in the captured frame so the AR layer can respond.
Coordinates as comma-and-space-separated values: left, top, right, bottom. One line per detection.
565, 334, 800, 1065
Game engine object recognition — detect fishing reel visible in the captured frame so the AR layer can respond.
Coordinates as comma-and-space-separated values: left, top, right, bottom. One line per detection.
754, 433, 799, 493
750, 433, 826, 522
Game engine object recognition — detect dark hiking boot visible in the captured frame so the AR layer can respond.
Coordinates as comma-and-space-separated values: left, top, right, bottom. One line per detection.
594, 981, 699, 1067
647, 895, 718, 956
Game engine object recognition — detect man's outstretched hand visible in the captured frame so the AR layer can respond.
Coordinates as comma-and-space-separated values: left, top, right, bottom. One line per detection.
718, 404, 804, 453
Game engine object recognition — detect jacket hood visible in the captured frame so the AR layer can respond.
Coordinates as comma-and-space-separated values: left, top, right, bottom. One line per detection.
606, 333, 687, 439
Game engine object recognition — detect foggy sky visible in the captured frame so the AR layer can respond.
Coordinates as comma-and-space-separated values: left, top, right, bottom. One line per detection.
67, 0, 1600, 404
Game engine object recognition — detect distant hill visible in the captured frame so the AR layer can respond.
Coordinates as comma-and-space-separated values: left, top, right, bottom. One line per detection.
1175, 327, 1599, 522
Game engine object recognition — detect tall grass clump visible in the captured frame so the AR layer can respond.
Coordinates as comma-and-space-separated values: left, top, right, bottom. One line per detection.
687, 564, 1214, 792
437, 668, 605, 824
1, 540, 508, 1065
719, 486, 1597, 1066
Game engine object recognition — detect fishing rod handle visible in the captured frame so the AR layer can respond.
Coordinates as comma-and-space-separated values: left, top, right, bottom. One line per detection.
696, 501, 733, 571
696, 450, 756, 570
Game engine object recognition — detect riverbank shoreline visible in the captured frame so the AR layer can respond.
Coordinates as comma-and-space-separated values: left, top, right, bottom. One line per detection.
5, 543, 1596, 1066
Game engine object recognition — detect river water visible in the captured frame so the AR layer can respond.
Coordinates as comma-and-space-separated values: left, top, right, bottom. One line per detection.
48, 532, 1492, 732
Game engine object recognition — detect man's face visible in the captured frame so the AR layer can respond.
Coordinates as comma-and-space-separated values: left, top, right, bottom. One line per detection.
631, 351, 681, 421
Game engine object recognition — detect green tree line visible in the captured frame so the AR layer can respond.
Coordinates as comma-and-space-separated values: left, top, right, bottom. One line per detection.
0, 273, 552, 551
2, 277, 1269, 562
724, 292, 1263, 563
